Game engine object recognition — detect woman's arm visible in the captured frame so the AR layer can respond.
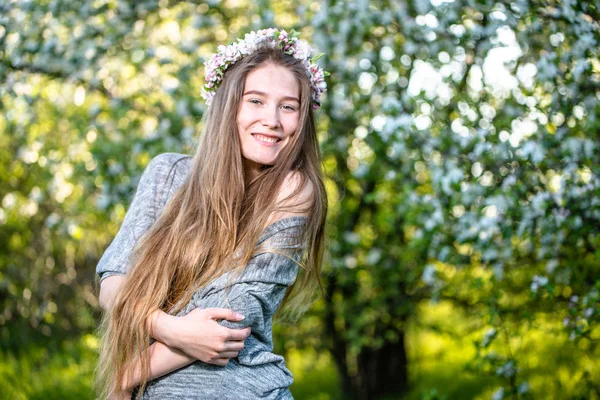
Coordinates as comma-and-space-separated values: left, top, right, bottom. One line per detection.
99, 275, 127, 310
97, 155, 253, 363
122, 311, 248, 392
121, 341, 193, 394
99, 276, 250, 364
147, 307, 250, 365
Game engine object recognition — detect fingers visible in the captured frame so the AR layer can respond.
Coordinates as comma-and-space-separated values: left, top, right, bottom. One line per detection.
219, 351, 239, 359
203, 308, 245, 322
209, 358, 230, 367
223, 340, 245, 352
205, 350, 238, 365
226, 327, 251, 341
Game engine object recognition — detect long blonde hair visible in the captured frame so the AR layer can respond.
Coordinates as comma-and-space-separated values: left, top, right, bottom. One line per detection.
96, 47, 327, 398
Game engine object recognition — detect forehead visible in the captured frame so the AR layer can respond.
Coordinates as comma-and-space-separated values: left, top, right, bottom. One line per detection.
244, 64, 300, 99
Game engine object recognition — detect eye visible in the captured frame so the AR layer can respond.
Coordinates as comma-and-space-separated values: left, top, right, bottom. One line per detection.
281, 104, 297, 111
248, 99, 263, 105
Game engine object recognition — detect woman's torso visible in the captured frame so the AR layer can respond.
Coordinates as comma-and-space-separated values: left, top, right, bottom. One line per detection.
97, 153, 300, 399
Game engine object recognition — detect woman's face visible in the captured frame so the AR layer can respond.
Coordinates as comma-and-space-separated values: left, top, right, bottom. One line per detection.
237, 63, 300, 179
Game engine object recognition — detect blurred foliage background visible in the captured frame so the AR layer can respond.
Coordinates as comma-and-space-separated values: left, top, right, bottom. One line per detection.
1, 0, 599, 399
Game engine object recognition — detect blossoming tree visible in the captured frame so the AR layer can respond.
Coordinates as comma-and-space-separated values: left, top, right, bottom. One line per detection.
308, 0, 599, 398
1, 0, 598, 398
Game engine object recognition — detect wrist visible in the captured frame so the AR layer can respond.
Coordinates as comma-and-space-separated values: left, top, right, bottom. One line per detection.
148, 310, 177, 347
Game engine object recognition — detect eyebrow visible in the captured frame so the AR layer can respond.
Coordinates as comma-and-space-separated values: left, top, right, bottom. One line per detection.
243, 90, 300, 103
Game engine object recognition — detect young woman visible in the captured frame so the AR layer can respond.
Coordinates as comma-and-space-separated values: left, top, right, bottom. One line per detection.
96, 28, 327, 399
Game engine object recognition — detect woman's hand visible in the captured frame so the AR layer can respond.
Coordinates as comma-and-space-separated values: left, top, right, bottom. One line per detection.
149, 308, 251, 366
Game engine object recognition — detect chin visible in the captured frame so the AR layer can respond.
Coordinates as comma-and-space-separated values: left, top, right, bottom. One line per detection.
252, 155, 279, 166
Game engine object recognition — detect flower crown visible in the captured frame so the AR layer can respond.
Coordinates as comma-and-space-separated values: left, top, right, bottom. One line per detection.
202, 28, 328, 109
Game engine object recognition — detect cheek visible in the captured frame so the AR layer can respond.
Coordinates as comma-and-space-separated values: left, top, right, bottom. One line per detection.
286, 116, 301, 135
237, 105, 253, 128
236, 112, 246, 129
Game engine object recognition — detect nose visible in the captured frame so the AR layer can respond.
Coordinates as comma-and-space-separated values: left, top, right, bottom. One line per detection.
261, 105, 281, 130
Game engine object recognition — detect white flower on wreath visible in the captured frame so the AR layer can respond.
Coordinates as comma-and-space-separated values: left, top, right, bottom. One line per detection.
293, 40, 311, 60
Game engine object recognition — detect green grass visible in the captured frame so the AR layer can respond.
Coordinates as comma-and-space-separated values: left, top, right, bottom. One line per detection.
0, 335, 97, 399
288, 348, 343, 400
1, 303, 598, 399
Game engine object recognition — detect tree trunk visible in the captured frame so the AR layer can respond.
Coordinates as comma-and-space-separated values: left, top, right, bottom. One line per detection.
347, 332, 409, 400
324, 276, 410, 399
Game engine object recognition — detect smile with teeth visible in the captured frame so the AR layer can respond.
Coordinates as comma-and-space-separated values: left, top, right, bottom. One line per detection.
252, 134, 281, 144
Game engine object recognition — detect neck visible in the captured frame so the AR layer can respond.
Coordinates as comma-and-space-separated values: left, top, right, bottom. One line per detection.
243, 158, 262, 182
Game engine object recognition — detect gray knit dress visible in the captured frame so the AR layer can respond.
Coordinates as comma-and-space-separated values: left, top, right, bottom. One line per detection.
96, 153, 305, 399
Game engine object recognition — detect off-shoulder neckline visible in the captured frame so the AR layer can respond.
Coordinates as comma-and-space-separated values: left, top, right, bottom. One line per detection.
257, 216, 308, 244
160, 155, 308, 244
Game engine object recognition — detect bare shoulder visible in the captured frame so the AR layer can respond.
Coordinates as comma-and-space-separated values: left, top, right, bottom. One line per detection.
278, 171, 314, 208
267, 171, 314, 226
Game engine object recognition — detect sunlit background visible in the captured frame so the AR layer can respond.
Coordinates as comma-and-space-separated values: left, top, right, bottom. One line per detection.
1, 0, 599, 399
